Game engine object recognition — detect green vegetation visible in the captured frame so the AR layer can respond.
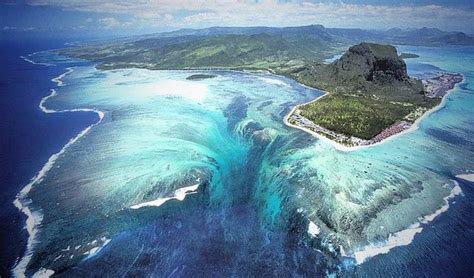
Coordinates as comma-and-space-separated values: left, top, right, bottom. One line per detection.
56, 32, 338, 71
300, 95, 430, 139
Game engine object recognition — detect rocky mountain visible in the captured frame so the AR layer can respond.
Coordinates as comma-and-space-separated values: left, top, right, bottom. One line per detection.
327, 43, 410, 85
286, 43, 423, 99
380, 27, 474, 45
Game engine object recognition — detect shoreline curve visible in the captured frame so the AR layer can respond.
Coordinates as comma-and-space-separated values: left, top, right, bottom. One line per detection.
12, 65, 105, 278
283, 73, 465, 152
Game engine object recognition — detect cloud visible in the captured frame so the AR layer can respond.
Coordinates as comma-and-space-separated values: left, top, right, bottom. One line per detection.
2, 26, 36, 31
164, 13, 173, 21
20, 0, 474, 32
3, 26, 17, 30
98, 17, 121, 29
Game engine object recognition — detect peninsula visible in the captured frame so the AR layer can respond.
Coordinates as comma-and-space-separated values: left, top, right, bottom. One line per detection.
284, 43, 463, 147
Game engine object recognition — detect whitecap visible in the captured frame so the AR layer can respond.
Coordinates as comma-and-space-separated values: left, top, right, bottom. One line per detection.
455, 173, 474, 182
83, 239, 111, 260
352, 182, 463, 264
353, 224, 423, 264
131, 182, 200, 209
51, 67, 74, 87
31, 268, 54, 278
20, 55, 52, 67
308, 221, 321, 237
257, 77, 291, 88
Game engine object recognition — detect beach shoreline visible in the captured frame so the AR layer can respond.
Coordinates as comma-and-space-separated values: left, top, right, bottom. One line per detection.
284, 72, 465, 152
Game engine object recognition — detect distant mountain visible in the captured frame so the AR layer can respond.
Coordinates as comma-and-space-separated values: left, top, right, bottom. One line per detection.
56, 24, 474, 72
149, 24, 332, 40
378, 27, 474, 46
56, 25, 343, 70
325, 28, 380, 42
148, 25, 474, 46
436, 32, 474, 45
57, 32, 338, 70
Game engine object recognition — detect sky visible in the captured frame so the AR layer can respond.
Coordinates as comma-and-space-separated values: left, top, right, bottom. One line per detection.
1, 0, 474, 37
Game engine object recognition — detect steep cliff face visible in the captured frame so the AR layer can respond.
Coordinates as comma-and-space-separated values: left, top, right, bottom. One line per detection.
289, 42, 424, 100
330, 43, 409, 85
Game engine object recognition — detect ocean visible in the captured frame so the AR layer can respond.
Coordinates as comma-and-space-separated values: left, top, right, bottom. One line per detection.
0, 37, 98, 276
2, 39, 473, 277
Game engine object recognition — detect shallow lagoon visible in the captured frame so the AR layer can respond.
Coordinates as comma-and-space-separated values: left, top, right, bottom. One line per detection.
16, 46, 474, 276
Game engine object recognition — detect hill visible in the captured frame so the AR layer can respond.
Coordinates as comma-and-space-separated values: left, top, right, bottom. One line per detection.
55, 25, 474, 72
55, 25, 341, 71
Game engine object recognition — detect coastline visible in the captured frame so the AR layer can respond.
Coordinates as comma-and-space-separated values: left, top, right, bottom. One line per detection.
13, 55, 469, 274
284, 73, 465, 152
12, 65, 105, 278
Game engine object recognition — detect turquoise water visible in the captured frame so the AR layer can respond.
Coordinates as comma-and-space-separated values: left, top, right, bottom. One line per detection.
15, 46, 474, 276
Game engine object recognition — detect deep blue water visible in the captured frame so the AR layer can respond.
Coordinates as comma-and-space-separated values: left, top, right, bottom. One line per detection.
0, 38, 97, 276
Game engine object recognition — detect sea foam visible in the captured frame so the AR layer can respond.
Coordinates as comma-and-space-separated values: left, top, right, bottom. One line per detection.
455, 173, 474, 182
308, 221, 321, 237
31, 268, 54, 278
131, 182, 200, 209
20, 53, 53, 67
51, 67, 74, 87
352, 182, 463, 264
257, 76, 291, 88
83, 238, 111, 261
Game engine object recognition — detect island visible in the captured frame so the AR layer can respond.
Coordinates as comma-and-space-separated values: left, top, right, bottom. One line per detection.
186, 74, 217, 80
284, 43, 463, 147
400, 53, 420, 59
